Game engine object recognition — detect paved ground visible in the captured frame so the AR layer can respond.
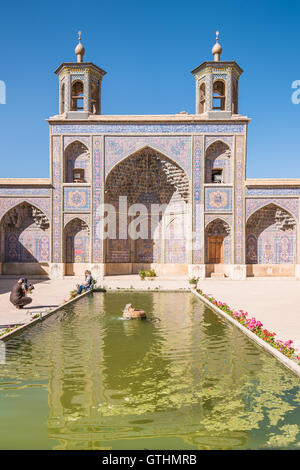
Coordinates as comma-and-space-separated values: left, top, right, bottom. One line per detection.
199, 278, 300, 352
0, 276, 299, 354
0, 278, 82, 328
0, 276, 189, 329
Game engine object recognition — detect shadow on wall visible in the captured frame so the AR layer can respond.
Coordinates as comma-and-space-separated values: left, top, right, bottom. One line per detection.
0, 202, 50, 279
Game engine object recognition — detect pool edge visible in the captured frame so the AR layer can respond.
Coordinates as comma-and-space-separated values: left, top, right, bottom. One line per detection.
0, 289, 94, 342
192, 289, 300, 379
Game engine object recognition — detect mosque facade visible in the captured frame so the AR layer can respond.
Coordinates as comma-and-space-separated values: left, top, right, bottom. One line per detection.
0, 33, 299, 280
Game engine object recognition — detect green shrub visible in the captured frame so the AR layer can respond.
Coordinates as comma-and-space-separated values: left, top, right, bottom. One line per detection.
189, 277, 199, 286
147, 269, 157, 278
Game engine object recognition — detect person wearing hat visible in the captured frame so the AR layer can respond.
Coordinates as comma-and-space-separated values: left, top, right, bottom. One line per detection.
9, 278, 33, 309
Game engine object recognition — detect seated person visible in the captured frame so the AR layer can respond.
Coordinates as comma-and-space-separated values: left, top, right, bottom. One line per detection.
77, 270, 94, 295
10, 278, 33, 310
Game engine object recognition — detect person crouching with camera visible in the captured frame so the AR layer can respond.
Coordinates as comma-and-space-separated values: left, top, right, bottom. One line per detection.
9, 278, 33, 310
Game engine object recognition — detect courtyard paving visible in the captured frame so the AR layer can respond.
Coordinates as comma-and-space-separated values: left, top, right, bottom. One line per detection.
199, 278, 300, 351
0, 276, 299, 355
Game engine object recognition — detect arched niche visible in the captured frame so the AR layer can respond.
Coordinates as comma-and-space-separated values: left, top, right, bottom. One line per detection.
246, 203, 296, 265
71, 80, 84, 111
205, 218, 231, 264
63, 218, 90, 265
64, 140, 90, 183
212, 80, 225, 110
205, 140, 231, 184
104, 146, 190, 267
0, 202, 50, 274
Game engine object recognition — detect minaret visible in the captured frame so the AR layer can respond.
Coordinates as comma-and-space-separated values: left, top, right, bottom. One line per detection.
54, 32, 106, 118
191, 32, 243, 118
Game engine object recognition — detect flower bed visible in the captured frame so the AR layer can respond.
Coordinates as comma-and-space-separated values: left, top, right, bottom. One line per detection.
0, 324, 22, 337
196, 288, 300, 366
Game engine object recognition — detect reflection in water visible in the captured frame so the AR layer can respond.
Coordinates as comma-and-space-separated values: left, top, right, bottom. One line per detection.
0, 292, 299, 450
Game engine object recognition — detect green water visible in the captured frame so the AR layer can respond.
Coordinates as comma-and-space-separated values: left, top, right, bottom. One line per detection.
0, 291, 299, 450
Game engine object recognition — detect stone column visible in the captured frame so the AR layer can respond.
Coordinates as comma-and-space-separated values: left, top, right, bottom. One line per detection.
206, 72, 213, 112
189, 135, 206, 279
65, 74, 71, 112
225, 70, 232, 112
84, 73, 91, 113
295, 199, 300, 279
50, 135, 64, 279
232, 134, 246, 279
92, 135, 105, 279
195, 80, 200, 114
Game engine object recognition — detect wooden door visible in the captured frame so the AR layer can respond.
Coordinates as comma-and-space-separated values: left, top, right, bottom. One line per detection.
208, 236, 224, 264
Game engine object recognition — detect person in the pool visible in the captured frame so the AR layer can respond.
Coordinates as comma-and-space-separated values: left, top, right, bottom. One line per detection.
9, 278, 33, 309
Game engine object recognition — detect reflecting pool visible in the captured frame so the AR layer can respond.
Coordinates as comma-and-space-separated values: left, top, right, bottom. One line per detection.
0, 292, 299, 449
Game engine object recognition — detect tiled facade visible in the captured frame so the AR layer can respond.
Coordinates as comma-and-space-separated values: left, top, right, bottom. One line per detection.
0, 40, 299, 280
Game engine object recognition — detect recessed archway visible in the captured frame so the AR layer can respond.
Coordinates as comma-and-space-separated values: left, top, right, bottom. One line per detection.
205, 141, 231, 184
246, 203, 296, 266
0, 201, 50, 275
104, 146, 190, 274
63, 218, 90, 276
64, 140, 90, 183
205, 218, 231, 265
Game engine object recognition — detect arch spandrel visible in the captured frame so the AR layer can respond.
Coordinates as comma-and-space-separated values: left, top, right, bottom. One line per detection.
205, 136, 233, 152
63, 136, 91, 151
104, 137, 192, 178
246, 199, 299, 223
0, 198, 51, 224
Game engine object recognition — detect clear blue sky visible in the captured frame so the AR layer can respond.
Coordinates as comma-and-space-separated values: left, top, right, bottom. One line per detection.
1, 0, 299, 179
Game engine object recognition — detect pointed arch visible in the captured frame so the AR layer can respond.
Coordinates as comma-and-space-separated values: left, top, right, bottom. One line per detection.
105, 145, 190, 205
104, 146, 190, 267
64, 139, 90, 183
205, 137, 232, 151
63, 217, 90, 264
63, 214, 90, 229
246, 203, 296, 265
212, 79, 226, 110
106, 144, 189, 182
205, 216, 231, 232
71, 80, 84, 111
205, 140, 231, 184
205, 217, 231, 264
246, 201, 298, 223
0, 199, 50, 224
0, 201, 50, 264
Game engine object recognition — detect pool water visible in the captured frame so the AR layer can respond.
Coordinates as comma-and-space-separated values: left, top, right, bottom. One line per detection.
0, 291, 299, 450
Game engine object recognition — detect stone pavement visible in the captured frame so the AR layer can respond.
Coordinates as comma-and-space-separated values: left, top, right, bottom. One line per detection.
0, 276, 189, 329
0, 276, 299, 354
199, 278, 300, 352
0, 278, 82, 328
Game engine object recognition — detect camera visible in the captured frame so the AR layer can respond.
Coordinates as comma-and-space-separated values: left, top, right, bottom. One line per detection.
22, 279, 34, 294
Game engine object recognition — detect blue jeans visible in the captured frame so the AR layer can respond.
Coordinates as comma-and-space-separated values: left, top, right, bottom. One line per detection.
77, 284, 92, 295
